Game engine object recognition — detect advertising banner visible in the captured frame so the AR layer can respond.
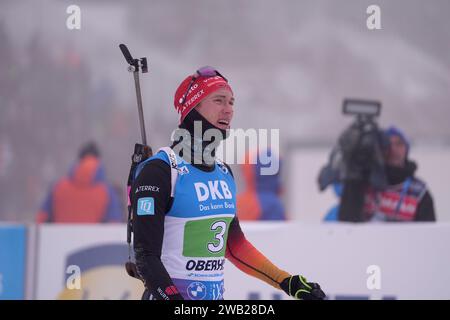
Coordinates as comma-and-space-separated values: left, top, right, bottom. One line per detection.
0, 224, 26, 300
35, 223, 450, 299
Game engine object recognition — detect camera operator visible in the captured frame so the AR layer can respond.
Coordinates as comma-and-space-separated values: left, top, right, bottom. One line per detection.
340, 126, 435, 222
319, 100, 436, 222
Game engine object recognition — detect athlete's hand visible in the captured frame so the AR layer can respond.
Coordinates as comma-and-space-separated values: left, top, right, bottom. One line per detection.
280, 275, 326, 300
132, 143, 153, 164
127, 143, 153, 186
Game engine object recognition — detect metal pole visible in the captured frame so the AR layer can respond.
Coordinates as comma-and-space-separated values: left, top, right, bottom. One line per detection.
133, 71, 147, 145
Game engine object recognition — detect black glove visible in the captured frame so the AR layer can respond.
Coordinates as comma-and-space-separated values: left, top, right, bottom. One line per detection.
128, 143, 153, 183
280, 275, 326, 300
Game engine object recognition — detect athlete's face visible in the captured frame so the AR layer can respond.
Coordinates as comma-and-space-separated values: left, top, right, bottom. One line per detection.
195, 88, 234, 130
385, 135, 407, 167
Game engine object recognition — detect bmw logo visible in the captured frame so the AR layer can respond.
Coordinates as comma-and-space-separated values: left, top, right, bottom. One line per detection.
186, 281, 207, 300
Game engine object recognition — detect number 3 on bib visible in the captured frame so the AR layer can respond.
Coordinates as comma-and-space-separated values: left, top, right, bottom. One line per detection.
207, 221, 227, 253
182, 217, 233, 257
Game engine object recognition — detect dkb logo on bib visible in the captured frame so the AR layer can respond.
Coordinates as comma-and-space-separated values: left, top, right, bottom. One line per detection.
194, 180, 232, 202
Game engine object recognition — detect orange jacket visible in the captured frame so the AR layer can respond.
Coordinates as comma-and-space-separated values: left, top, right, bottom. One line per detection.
37, 156, 121, 223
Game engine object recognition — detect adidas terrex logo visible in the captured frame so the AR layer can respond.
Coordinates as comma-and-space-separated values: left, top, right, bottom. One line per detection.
194, 180, 232, 202
177, 166, 189, 175
135, 185, 160, 193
